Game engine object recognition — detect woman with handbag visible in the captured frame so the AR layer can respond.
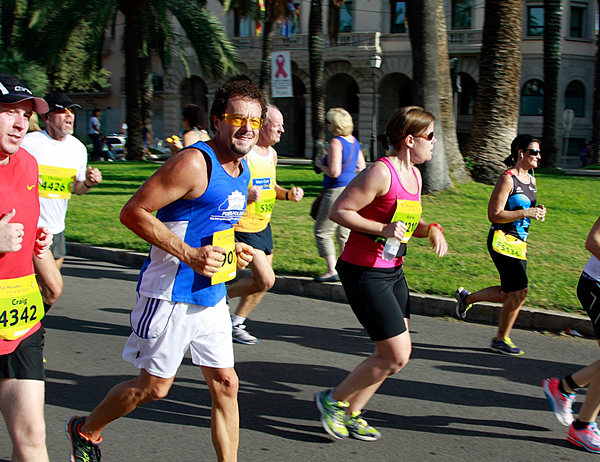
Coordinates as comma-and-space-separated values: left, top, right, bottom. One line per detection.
455, 134, 546, 356
313, 108, 365, 282
314, 106, 447, 441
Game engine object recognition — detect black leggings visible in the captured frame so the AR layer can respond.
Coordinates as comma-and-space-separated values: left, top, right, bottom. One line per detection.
336, 259, 410, 342
578, 273, 600, 340
487, 230, 528, 293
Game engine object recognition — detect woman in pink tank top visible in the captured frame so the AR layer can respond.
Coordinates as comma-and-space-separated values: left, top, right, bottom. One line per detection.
313, 106, 448, 441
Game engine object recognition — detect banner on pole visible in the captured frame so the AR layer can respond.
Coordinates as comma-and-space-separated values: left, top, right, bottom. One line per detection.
271, 51, 293, 98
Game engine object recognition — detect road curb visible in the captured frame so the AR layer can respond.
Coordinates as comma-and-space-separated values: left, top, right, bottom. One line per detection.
66, 242, 594, 337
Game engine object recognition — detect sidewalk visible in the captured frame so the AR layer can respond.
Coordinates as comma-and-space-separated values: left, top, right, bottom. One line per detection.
66, 242, 593, 337
558, 167, 600, 177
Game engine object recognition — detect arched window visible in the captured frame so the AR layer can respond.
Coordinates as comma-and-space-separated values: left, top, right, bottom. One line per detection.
521, 79, 544, 116
565, 80, 585, 117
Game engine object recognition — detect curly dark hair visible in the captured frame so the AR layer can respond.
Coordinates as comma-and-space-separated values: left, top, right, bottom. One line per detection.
209, 80, 267, 133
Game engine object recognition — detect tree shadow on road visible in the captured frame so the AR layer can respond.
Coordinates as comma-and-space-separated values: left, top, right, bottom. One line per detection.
43, 315, 132, 337
61, 259, 139, 282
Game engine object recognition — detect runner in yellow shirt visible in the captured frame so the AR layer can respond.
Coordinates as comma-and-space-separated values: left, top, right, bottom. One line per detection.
227, 105, 304, 344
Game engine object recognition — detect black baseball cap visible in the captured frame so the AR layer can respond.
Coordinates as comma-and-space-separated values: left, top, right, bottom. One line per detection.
45, 91, 82, 113
0, 73, 48, 113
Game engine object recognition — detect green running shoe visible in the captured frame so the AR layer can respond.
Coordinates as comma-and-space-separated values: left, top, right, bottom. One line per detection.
314, 389, 349, 439
66, 415, 102, 461
345, 411, 381, 441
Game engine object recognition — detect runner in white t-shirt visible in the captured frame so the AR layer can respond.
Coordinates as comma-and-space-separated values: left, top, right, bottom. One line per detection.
21, 91, 103, 311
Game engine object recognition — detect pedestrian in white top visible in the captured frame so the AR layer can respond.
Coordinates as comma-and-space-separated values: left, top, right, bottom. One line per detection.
21, 92, 103, 312
88, 107, 102, 161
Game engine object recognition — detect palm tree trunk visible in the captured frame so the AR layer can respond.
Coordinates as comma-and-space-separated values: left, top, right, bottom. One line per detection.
1, 0, 15, 52
541, 0, 562, 167
406, 0, 452, 193
593, 2, 600, 164
140, 54, 154, 150
309, 0, 326, 163
436, 0, 469, 183
259, 19, 275, 102
464, 0, 522, 185
120, 1, 145, 160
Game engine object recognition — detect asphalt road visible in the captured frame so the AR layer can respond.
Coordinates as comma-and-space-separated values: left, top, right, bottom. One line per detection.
1, 256, 599, 461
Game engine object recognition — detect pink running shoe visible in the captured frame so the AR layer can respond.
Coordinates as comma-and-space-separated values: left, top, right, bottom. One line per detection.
542, 377, 575, 427
568, 422, 600, 454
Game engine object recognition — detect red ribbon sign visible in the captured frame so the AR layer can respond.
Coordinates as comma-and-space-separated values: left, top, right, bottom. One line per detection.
275, 55, 288, 78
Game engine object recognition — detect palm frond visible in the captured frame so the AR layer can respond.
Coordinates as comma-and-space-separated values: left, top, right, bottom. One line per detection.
167, 0, 240, 78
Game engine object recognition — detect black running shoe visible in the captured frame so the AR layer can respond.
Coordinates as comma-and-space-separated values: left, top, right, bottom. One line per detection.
66, 415, 102, 461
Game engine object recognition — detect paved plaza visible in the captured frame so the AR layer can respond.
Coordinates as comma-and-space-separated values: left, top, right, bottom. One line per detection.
1, 256, 599, 461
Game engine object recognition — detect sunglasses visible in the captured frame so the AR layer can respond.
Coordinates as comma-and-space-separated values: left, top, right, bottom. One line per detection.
413, 131, 435, 141
223, 113, 263, 130
52, 107, 76, 115
526, 149, 541, 157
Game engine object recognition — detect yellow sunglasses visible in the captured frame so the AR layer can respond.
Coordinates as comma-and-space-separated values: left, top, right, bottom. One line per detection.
223, 113, 263, 130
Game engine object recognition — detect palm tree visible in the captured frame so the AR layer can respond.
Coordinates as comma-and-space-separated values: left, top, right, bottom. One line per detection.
541, 0, 562, 167
436, 0, 469, 183
309, 0, 326, 163
258, 0, 288, 101
463, 0, 522, 185
594, 2, 600, 164
406, 0, 452, 193
24, 0, 239, 160
308, 0, 344, 164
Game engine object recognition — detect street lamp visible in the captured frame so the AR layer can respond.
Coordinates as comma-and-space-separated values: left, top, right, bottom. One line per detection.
370, 53, 382, 162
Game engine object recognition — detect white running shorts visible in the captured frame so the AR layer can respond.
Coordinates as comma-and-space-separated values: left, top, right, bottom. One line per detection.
122, 295, 233, 378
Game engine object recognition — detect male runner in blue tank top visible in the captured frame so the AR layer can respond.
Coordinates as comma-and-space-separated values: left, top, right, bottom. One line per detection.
66, 80, 265, 462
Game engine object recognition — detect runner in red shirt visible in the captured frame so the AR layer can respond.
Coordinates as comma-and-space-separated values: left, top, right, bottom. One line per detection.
0, 73, 52, 461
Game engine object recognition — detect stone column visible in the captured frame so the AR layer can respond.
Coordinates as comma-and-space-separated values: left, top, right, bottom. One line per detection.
162, 93, 182, 138
304, 94, 312, 159
357, 92, 376, 160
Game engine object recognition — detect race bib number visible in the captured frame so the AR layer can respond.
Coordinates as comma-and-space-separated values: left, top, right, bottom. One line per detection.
211, 228, 237, 285
38, 165, 77, 199
253, 189, 276, 220
492, 230, 527, 260
390, 199, 422, 244
0, 274, 44, 340
251, 177, 276, 221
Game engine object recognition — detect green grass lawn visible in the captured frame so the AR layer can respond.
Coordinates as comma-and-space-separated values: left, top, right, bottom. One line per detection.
66, 161, 600, 313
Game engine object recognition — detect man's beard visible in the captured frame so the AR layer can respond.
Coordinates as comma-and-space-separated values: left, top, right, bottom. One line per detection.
230, 138, 255, 156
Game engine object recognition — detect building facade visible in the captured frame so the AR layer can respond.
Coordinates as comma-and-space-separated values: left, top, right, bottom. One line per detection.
70, 0, 597, 167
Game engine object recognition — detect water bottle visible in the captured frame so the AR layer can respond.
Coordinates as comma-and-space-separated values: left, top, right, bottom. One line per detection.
382, 237, 400, 261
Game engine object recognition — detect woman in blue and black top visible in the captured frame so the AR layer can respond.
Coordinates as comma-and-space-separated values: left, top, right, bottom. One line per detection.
454, 134, 546, 356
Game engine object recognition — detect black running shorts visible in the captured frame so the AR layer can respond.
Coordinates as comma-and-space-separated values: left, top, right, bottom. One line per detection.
0, 326, 45, 380
487, 229, 528, 293
578, 272, 600, 340
336, 259, 410, 342
235, 223, 273, 255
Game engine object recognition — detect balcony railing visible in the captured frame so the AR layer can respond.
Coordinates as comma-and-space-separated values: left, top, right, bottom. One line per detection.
448, 29, 483, 48
232, 31, 381, 52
